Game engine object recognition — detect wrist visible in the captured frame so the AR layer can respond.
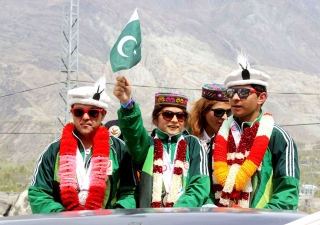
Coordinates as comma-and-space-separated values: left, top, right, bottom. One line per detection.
120, 98, 134, 109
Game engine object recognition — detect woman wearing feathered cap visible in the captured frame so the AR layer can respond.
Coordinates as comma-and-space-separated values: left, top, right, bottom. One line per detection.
114, 76, 210, 208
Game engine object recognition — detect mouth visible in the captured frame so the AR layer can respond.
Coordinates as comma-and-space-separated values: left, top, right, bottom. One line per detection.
81, 123, 92, 127
167, 125, 179, 129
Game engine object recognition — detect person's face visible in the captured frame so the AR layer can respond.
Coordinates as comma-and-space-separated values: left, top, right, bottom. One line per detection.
228, 85, 267, 123
203, 101, 231, 135
154, 106, 186, 136
71, 103, 106, 138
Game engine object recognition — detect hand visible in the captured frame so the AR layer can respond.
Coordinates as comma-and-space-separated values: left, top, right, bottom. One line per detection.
113, 76, 132, 104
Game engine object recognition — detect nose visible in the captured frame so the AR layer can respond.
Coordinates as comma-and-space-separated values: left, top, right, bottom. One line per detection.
171, 114, 179, 122
82, 112, 90, 120
232, 92, 240, 100
221, 112, 228, 120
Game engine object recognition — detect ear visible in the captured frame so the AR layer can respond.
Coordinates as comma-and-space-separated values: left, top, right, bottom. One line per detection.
257, 92, 267, 105
153, 118, 159, 126
101, 110, 107, 120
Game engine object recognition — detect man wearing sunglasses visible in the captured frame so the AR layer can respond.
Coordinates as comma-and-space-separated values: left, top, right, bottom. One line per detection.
28, 76, 137, 213
212, 52, 300, 210
114, 76, 209, 208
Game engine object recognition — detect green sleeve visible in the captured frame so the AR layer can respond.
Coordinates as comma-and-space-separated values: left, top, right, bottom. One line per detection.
117, 103, 150, 164
112, 138, 138, 209
264, 126, 300, 210
174, 175, 210, 207
264, 177, 300, 210
114, 184, 137, 209
28, 186, 65, 213
28, 142, 65, 213
174, 136, 210, 207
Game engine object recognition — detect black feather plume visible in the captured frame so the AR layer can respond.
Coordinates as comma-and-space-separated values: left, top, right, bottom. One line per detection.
92, 85, 104, 101
239, 62, 250, 80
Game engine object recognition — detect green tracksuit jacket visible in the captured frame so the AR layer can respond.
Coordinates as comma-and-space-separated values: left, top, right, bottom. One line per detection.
207, 112, 300, 209
117, 103, 210, 208
28, 129, 137, 213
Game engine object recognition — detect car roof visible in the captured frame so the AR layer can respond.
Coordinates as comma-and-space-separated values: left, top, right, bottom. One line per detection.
0, 207, 307, 225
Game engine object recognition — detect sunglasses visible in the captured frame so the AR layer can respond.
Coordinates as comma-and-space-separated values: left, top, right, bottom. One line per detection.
71, 108, 104, 118
159, 110, 187, 122
209, 108, 232, 118
226, 88, 262, 99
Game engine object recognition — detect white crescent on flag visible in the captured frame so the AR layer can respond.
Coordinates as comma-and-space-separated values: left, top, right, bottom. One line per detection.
117, 36, 137, 57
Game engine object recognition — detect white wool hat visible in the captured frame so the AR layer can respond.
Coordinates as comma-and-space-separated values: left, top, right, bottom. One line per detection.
224, 51, 270, 88
68, 76, 110, 110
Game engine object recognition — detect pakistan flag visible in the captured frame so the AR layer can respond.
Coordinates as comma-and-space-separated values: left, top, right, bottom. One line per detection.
110, 9, 142, 72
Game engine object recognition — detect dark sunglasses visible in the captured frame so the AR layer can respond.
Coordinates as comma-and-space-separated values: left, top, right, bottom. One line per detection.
71, 108, 103, 118
227, 88, 262, 99
209, 108, 232, 118
159, 110, 187, 122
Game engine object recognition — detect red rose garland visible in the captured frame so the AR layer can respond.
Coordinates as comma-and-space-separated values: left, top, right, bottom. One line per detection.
151, 138, 187, 208
59, 123, 110, 210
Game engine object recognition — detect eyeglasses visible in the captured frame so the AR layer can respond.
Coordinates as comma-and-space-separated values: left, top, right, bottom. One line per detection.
71, 108, 104, 118
209, 108, 232, 118
226, 88, 262, 99
159, 110, 187, 122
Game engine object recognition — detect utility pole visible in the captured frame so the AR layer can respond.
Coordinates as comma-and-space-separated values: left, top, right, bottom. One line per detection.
55, 0, 79, 138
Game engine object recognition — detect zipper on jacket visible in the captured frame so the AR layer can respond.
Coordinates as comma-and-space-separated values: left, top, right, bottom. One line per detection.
168, 136, 172, 161
84, 149, 91, 170
251, 170, 261, 205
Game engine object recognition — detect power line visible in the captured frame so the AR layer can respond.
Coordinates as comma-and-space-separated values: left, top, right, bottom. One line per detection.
281, 123, 320, 127
1, 122, 319, 135
0, 83, 58, 98
0, 133, 55, 134
1, 80, 320, 98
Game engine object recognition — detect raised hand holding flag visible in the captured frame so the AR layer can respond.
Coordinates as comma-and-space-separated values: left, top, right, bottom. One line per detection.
110, 9, 142, 72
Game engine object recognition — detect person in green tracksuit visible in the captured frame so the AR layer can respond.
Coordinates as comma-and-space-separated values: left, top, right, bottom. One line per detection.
113, 76, 210, 208
28, 76, 137, 213
187, 83, 231, 206
211, 51, 300, 209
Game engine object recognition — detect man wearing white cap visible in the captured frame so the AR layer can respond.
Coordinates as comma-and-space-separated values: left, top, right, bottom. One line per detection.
28, 76, 137, 213
212, 52, 300, 209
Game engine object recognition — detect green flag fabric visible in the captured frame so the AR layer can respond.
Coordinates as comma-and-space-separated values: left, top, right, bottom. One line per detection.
110, 9, 142, 72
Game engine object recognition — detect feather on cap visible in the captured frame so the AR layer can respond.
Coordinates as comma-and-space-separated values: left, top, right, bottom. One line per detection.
224, 50, 270, 88
68, 76, 110, 109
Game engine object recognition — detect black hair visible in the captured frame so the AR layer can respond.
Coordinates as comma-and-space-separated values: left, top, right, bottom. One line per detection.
251, 84, 267, 93
251, 84, 267, 106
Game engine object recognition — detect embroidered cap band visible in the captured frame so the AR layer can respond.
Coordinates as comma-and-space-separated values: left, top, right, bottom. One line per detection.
155, 92, 188, 109
202, 83, 228, 101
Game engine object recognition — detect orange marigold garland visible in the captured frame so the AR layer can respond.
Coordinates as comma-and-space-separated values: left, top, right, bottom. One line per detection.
59, 123, 110, 210
213, 113, 274, 207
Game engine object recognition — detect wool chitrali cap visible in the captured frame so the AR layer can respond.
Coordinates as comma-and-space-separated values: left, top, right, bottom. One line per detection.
68, 76, 110, 110
202, 83, 228, 101
224, 51, 270, 88
154, 92, 188, 109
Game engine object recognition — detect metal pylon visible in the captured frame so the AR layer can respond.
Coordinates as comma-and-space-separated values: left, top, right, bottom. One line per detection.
55, 0, 79, 138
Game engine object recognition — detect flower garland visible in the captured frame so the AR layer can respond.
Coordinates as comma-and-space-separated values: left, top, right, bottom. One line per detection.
212, 113, 274, 207
59, 123, 110, 210
151, 138, 187, 208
